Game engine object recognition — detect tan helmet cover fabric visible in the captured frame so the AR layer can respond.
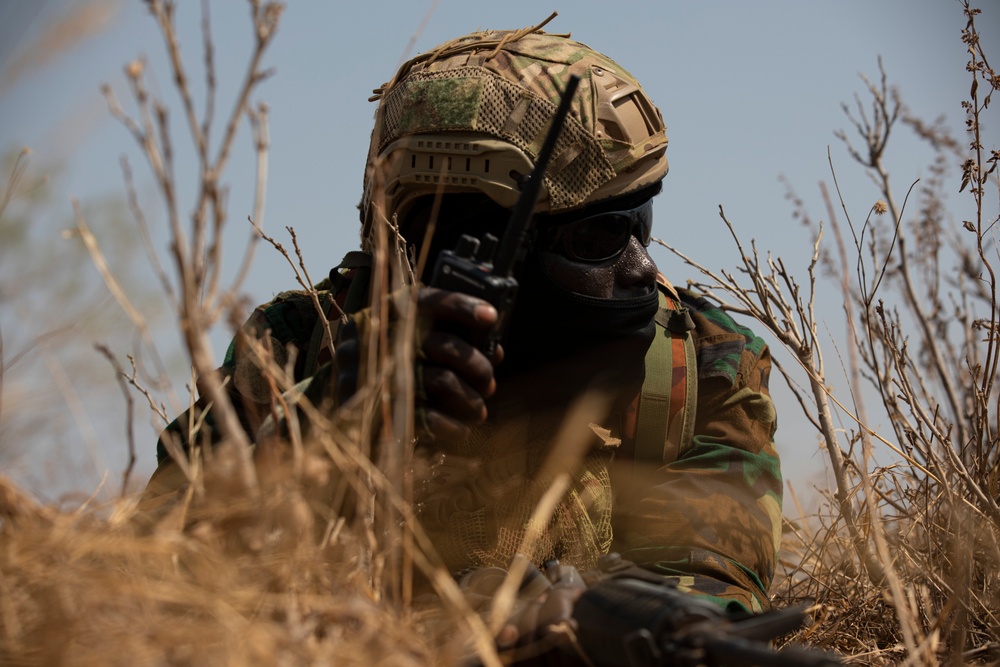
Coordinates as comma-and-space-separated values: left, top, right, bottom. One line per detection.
360, 22, 669, 250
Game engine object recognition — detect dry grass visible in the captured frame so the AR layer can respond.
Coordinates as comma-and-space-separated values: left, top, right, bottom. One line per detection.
661, 3, 999, 664
2, 1, 1000, 666
0, 464, 448, 667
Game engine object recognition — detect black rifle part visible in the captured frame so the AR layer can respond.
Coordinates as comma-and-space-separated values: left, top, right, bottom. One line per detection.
570, 555, 844, 667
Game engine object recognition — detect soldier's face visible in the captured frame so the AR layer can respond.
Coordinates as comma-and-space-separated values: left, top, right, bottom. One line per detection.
538, 233, 657, 299
402, 191, 659, 299
531, 186, 660, 299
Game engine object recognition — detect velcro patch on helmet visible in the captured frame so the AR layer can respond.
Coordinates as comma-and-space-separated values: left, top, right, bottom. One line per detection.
394, 77, 485, 134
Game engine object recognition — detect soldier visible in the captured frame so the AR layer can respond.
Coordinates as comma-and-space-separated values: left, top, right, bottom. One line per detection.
145, 23, 783, 660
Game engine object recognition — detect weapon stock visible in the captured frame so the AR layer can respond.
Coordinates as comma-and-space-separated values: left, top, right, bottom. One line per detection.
570, 556, 843, 667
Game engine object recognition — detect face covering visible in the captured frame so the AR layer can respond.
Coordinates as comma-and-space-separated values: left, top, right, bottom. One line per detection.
501, 254, 658, 376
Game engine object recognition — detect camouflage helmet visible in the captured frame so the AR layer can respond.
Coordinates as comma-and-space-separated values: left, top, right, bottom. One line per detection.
360, 18, 669, 251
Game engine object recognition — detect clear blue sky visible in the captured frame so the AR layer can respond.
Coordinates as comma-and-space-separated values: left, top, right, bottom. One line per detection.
0, 0, 993, 498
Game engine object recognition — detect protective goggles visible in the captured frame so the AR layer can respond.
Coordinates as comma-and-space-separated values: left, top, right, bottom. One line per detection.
537, 198, 654, 263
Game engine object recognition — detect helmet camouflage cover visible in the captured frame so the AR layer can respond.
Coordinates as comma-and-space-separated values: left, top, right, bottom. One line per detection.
360, 18, 669, 251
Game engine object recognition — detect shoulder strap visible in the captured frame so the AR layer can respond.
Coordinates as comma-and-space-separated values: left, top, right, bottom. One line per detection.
634, 283, 697, 467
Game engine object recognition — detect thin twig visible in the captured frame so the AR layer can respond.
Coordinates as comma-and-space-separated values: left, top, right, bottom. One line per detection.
94, 344, 137, 496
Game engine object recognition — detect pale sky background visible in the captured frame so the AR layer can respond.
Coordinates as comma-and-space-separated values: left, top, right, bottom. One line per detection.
0, 1, 994, 503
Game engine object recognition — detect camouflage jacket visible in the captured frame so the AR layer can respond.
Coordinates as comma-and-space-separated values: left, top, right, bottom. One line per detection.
150, 262, 782, 614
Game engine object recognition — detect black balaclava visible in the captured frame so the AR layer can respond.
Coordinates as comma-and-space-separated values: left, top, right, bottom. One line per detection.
499, 183, 663, 384
495, 254, 657, 418
500, 252, 658, 374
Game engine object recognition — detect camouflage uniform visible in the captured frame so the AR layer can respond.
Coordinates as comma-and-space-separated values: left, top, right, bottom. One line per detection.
150, 270, 782, 614
149, 25, 782, 617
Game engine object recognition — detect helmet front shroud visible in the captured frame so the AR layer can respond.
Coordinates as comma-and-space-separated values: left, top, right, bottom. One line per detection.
360, 23, 669, 251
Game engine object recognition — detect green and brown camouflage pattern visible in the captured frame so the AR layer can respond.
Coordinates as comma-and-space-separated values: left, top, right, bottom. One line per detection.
153, 281, 344, 467
151, 272, 781, 614
613, 289, 782, 613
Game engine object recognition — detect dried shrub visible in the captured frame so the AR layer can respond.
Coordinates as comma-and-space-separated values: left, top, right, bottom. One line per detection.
663, 2, 999, 664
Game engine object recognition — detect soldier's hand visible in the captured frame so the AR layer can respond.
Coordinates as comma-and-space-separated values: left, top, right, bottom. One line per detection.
416, 286, 502, 445
495, 561, 589, 666
334, 286, 502, 445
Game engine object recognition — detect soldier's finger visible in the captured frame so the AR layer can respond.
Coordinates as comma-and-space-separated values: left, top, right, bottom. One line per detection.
535, 586, 582, 636
423, 331, 496, 397
496, 623, 519, 650
422, 367, 489, 423
418, 287, 498, 329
